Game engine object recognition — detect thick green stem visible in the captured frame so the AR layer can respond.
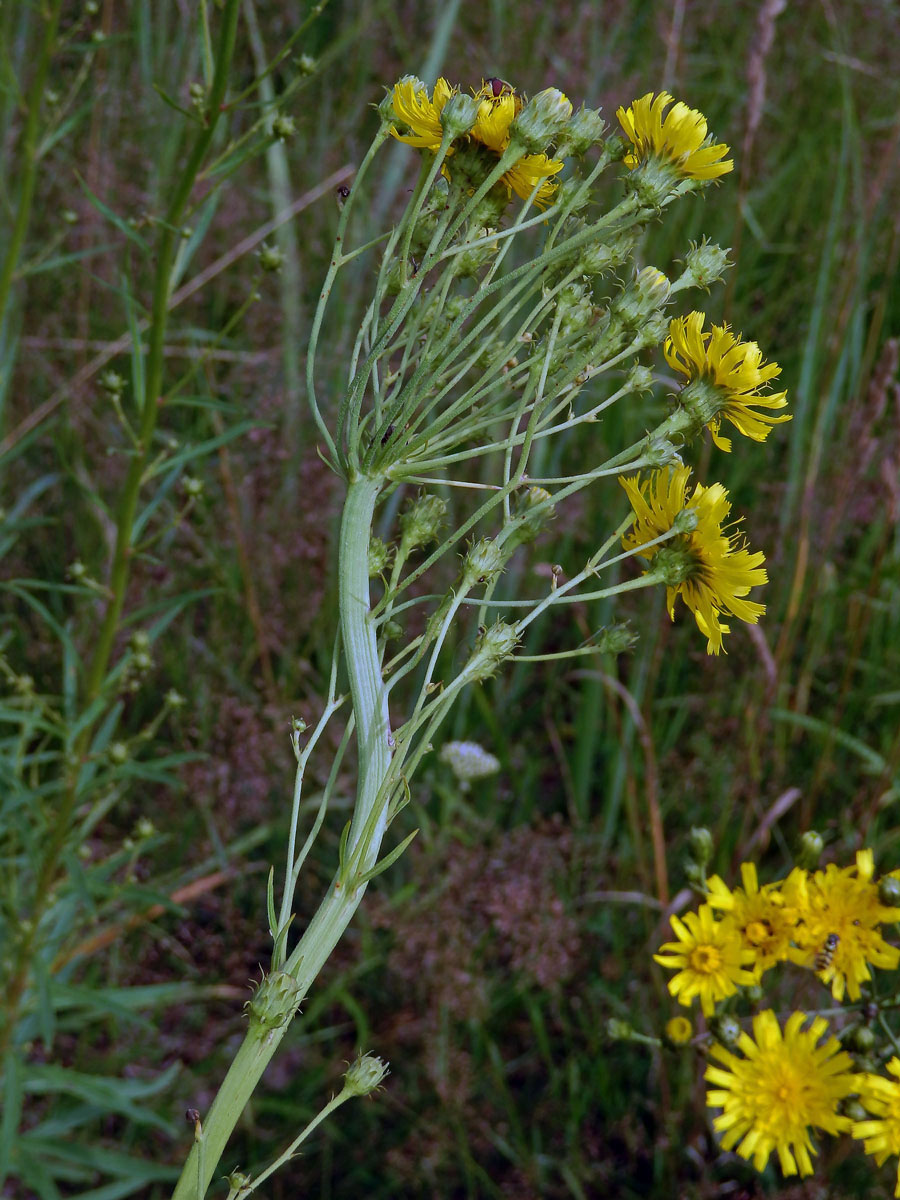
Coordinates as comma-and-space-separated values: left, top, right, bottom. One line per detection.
172, 475, 392, 1198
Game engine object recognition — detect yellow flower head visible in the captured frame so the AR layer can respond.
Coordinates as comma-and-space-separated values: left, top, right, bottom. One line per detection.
471, 78, 523, 152
654, 904, 756, 1016
706, 861, 799, 978
502, 153, 564, 205
787, 850, 900, 1001
390, 76, 455, 151
616, 91, 733, 181
665, 1015, 694, 1046
705, 1010, 859, 1177
665, 312, 791, 452
854, 1058, 900, 1197
619, 465, 767, 655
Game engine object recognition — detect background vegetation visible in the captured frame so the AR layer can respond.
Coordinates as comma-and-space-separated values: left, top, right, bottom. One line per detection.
1, 0, 898, 1196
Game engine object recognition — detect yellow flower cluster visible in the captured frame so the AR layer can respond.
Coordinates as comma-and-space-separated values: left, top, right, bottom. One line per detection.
655, 851, 900, 1187
619, 311, 790, 654
389, 76, 564, 206
657, 852, 900, 1010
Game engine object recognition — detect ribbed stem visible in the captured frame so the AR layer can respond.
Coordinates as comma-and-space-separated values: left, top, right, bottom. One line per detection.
171, 475, 391, 1198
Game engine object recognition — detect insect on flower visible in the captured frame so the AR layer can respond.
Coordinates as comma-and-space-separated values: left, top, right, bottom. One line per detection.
814, 932, 840, 973
482, 76, 515, 100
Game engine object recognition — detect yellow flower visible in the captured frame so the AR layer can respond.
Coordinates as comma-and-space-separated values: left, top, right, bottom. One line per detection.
665, 312, 791, 452
654, 904, 756, 1016
665, 1016, 694, 1046
788, 850, 900, 1001
390, 76, 455, 151
705, 1010, 859, 1177
502, 153, 564, 205
706, 861, 798, 978
619, 465, 767, 654
471, 79, 522, 152
854, 1058, 900, 1197
616, 91, 733, 180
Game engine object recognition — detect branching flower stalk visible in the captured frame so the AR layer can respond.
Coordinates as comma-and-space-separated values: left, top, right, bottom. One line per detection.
173, 80, 788, 1194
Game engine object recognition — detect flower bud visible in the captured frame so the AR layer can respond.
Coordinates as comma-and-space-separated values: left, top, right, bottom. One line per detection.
399, 494, 446, 553
710, 1013, 741, 1048
468, 621, 520, 681
849, 1024, 877, 1053
165, 688, 185, 708
511, 87, 573, 153
271, 113, 296, 141
841, 1098, 869, 1123
611, 266, 671, 331
108, 741, 128, 765
594, 623, 637, 655
509, 485, 554, 544
643, 434, 681, 468
664, 1016, 693, 1046
672, 505, 699, 535
257, 242, 285, 273
296, 53, 316, 76
676, 238, 732, 293
247, 971, 302, 1031
368, 536, 391, 576
879, 874, 900, 907
606, 1017, 634, 1042
578, 229, 637, 277
462, 537, 508, 587
687, 827, 714, 866
626, 363, 654, 394
344, 1052, 389, 1097
100, 369, 126, 396
557, 105, 606, 157
556, 281, 594, 338
554, 176, 593, 214
796, 830, 824, 870
441, 91, 479, 137
182, 476, 204, 498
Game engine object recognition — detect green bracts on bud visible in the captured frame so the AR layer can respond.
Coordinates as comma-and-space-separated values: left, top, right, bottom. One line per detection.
462, 537, 509, 587
399, 494, 447, 554
611, 266, 671, 332
879, 875, 900, 908
246, 971, 302, 1031
511, 87, 573, 153
676, 238, 732, 293
557, 104, 606, 157
368, 536, 391, 576
508, 485, 554, 545
687, 826, 714, 867
709, 1013, 741, 1048
441, 92, 480, 137
467, 621, 520, 682
344, 1052, 389, 1097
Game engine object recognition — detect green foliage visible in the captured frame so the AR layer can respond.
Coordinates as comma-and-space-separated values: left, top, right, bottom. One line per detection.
1, 0, 899, 1196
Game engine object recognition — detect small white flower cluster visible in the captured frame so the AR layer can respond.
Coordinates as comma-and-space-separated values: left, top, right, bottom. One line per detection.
439, 740, 500, 785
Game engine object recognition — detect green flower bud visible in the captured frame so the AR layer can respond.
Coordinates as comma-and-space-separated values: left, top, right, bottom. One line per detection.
606, 1017, 634, 1042
643, 434, 681, 468
676, 238, 732, 293
554, 176, 592, 214
841, 1098, 869, 1123
399, 494, 446, 553
578, 229, 637, 277
880, 875, 900, 907
100, 369, 126, 395
511, 87, 573, 153
462, 537, 508, 587
296, 53, 316, 76
626, 363, 654, 394
344, 1052, 389, 1097
594, 623, 636, 655
468, 621, 520, 682
796, 830, 824, 870
441, 92, 480, 137
257, 242, 285, 273
165, 688, 186, 708
454, 227, 498, 277
368, 536, 391, 576
108, 741, 128, 765
683, 860, 705, 888
556, 281, 594, 338
68, 559, 87, 581
225, 1170, 251, 1199
382, 619, 403, 641
849, 1024, 877, 1053
135, 817, 156, 839
292, 715, 308, 734
687, 827, 714, 866
130, 629, 151, 653
652, 544, 696, 588
271, 113, 296, 141
557, 105, 606, 157
132, 650, 152, 673
182, 475, 204, 498
710, 1014, 741, 1048
247, 971, 302, 1031
672, 505, 700, 536
509, 485, 554, 544
611, 266, 671, 332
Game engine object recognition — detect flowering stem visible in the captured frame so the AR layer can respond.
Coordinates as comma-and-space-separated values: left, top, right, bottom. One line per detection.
172, 474, 394, 1198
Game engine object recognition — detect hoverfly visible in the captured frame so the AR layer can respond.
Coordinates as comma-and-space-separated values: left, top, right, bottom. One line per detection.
814, 932, 840, 972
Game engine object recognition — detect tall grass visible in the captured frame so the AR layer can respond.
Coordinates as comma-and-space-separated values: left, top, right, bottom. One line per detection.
1, 0, 898, 1196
